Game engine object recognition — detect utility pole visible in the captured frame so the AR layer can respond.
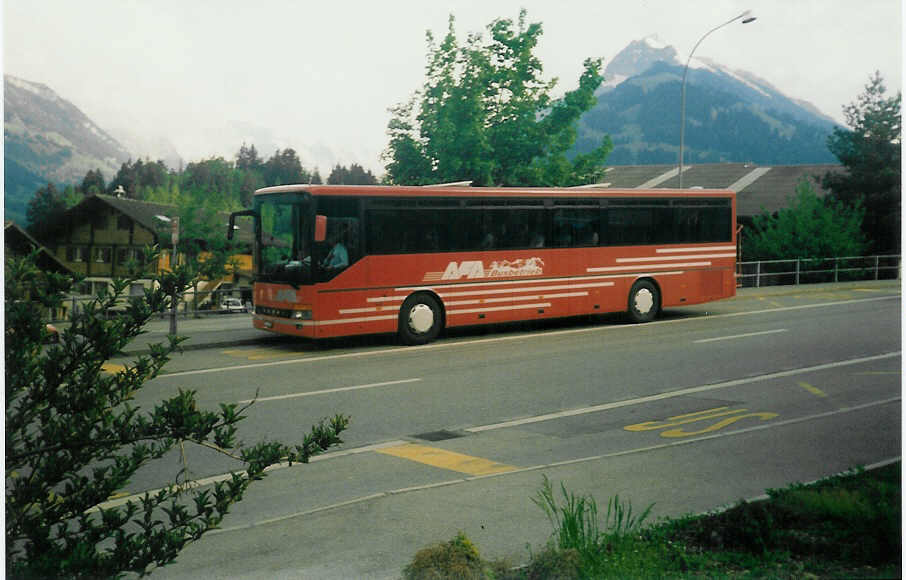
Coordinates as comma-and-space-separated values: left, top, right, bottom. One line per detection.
169, 216, 180, 335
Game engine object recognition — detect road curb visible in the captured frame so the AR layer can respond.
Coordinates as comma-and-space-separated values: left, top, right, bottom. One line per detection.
120, 336, 265, 357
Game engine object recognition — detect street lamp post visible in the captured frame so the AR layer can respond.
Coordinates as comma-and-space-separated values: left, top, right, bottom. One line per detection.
155, 214, 181, 335
679, 10, 756, 188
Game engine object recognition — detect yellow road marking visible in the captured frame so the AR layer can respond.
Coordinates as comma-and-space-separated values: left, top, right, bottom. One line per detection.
377, 443, 516, 476
660, 412, 777, 438
624, 406, 745, 431
223, 348, 306, 361
625, 406, 779, 438
797, 381, 827, 397
101, 363, 126, 374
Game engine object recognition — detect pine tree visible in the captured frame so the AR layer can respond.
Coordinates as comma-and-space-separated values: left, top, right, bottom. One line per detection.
823, 71, 901, 252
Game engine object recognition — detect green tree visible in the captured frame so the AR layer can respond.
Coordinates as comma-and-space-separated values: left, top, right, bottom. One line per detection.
823, 71, 901, 252
25, 182, 67, 241
384, 10, 612, 187
5, 250, 349, 578
264, 148, 309, 186
61, 184, 84, 210
744, 179, 865, 260
236, 142, 264, 172
235, 143, 266, 207
108, 159, 171, 200
80, 168, 106, 194
327, 163, 378, 185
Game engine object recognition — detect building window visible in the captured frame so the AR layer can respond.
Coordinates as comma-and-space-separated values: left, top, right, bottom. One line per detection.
93, 246, 112, 263
117, 214, 131, 230
117, 247, 145, 267
66, 246, 87, 262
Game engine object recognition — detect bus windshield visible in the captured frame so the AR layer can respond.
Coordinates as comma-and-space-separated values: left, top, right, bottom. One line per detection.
257, 195, 313, 286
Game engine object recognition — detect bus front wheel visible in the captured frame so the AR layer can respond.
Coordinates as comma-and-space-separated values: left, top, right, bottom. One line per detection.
398, 293, 443, 345
627, 280, 660, 323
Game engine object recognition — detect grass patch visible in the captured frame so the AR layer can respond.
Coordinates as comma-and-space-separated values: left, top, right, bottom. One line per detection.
403, 463, 901, 579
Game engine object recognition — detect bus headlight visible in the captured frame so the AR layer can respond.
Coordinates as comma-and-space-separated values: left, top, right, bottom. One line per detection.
292, 307, 313, 320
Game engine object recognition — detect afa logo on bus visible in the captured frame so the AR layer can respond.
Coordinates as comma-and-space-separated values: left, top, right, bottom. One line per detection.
436, 257, 545, 281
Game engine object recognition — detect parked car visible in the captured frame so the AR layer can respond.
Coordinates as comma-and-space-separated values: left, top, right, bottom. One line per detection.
219, 298, 247, 313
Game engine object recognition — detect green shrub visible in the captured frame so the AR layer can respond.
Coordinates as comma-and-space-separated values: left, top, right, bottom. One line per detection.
403, 532, 486, 580
520, 546, 581, 580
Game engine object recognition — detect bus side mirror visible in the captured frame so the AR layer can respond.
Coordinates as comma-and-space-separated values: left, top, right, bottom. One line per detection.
228, 209, 256, 240
315, 215, 328, 242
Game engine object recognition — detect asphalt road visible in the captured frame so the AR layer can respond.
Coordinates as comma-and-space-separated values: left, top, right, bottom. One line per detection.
115, 281, 901, 579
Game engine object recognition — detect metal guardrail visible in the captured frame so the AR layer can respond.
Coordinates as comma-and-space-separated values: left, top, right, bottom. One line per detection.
737, 255, 901, 288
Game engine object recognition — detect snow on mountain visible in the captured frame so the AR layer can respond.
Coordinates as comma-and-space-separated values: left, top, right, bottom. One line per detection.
4, 75, 132, 184
581, 38, 838, 165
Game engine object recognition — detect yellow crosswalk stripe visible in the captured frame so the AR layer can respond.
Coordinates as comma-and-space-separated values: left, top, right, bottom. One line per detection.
797, 381, 827, 397
377, 443, 516, 476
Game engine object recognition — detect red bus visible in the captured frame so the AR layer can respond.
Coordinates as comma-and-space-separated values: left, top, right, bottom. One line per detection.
229, 185, 736, 345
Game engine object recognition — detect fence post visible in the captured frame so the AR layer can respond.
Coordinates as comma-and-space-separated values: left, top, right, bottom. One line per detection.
874, 255, 880, 280
795, 259, 800, 285
834, 258, 839, 282
755, 261, 761, 288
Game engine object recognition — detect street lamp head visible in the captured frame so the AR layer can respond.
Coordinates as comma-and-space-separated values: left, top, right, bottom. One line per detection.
740, 10, 757, 24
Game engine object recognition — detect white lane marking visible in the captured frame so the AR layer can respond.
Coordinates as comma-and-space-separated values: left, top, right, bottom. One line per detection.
92, 439, 410, 513
464, 352, 900, 433
238, 378, 421, 404
694, 329, 788, 344
159, 295, 900, 378
201, 398, 901, 535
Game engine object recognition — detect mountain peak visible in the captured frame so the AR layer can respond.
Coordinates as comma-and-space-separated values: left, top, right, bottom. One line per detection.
605, 37, 680, 80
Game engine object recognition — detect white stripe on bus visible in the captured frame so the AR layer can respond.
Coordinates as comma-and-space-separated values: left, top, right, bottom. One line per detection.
588, 262, 711, 272
438, 281, 614, 299
368, 272, 686, 304
447, 302, 552, 316
656, 245, 737, 253
396, 273, 618, 293
616, 253, 735, 263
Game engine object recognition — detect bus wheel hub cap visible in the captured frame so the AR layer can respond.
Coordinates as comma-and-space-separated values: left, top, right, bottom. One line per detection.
634, 289, 654, 314
409, 304, 434, 334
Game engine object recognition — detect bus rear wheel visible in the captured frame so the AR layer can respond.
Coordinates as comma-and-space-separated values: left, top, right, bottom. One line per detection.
398, 293, 443, 345
627, 280, 660, 323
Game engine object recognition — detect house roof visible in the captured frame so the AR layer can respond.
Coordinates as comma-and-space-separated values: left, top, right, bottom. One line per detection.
58, 195, 253, 247
4, 221, 73, 273
600, 163, 844, 217
94, 194, 179, 234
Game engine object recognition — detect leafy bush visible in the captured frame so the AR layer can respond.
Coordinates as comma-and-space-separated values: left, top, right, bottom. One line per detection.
5, 250, 349, 578
403, 532, 486, 580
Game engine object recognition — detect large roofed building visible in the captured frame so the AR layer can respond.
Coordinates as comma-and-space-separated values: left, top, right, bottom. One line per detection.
598, 163, 843, 219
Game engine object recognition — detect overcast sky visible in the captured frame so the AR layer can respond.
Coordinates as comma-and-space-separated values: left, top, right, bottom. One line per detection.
4, 0, 902, 174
